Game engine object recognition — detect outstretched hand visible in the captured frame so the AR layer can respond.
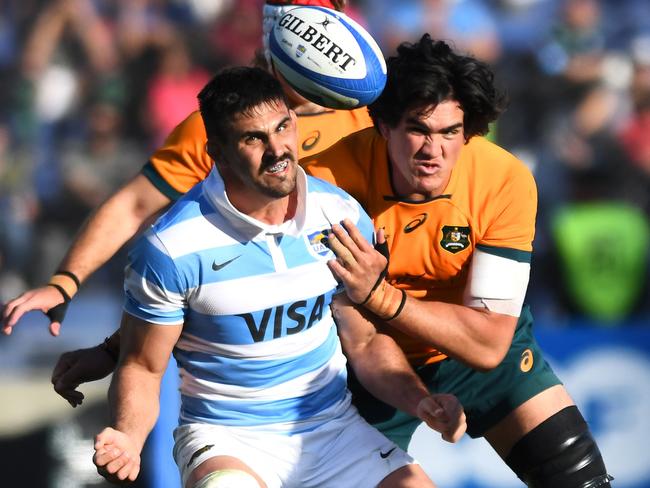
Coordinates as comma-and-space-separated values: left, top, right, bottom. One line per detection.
94, 427, 141, 483
325, 219, 388, 304
2, 285, 68, 336
417, 393, 467, 443
51, 345, 117, 407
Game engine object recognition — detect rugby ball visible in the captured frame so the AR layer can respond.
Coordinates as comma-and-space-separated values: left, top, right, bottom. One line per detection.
269, 6, 386, 109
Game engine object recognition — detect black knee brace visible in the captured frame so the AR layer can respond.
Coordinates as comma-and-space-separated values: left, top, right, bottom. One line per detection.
505, 406, 613, 488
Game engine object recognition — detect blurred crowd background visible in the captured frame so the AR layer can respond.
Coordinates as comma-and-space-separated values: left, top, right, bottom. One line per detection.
0, 1, 649, 487
1, 0, 649, 327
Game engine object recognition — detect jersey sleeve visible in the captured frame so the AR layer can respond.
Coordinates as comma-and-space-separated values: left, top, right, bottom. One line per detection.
466, 160, 537, 316
123, 230, 187, 325
477, 162, 537, 256
142, 111, 213, 201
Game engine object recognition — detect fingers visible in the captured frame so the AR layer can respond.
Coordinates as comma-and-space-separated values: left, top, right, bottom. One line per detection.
2, 287, 65, 336
376, 227, 386, 244
49, 321, 61, 337
417, 394, 467, 443
52, 358, 84, 407
51, 352, 75, 385
95, 447, 139, 481
325, 232, 358, 269
1, 293, 31, 335
330, 219, 374, 262
94, 428, 141, 483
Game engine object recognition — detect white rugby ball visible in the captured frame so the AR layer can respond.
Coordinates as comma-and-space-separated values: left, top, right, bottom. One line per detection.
269, 6, 386, 109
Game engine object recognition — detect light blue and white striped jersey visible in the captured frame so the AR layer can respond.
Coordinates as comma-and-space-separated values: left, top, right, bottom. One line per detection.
124, 166, 375, 434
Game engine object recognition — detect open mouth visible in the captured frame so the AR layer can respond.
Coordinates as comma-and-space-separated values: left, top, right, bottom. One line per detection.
267, 159, 289, 174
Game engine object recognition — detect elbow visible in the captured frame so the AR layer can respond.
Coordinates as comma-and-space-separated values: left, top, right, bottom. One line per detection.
470, 346, 509, 372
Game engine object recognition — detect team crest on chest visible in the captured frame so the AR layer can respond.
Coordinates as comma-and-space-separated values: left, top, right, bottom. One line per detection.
440, 225, 471, 254
306, 228, 332, 257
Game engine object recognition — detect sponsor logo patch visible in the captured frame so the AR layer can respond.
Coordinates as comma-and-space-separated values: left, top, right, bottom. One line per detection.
440, 225, 470, 254
301, 130, 321, 152
404, 213, 428, 233
307, 228, 331, 257
380, 447, 396, 459
520, 348, 534, 372
187, 444, 214, 467
295, 44, 306, 58
212, 255, 241, 271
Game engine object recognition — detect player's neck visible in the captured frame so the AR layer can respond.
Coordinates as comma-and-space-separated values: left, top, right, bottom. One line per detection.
246, 190, 298, 225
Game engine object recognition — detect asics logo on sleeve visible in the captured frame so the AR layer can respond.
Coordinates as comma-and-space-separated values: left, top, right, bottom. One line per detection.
212, 255, 241, 271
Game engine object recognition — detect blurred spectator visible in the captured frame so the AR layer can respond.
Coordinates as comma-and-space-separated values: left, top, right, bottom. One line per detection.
209, 0, 265, 66
368, 0, 501, 63
0, 123, 39, 301
145, 36, 210, 146
18, 0, 121, 203
618, 36, 650, 182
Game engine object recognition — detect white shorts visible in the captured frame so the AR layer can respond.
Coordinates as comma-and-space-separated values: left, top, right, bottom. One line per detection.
173, 405, 415, 488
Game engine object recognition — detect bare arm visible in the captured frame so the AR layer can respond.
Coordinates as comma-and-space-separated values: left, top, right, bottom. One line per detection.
327, 220, 517, 371
2, 174, 170, 336
94, 313, 181, 483
60, 173, 171, 283
332, 295, 466, 442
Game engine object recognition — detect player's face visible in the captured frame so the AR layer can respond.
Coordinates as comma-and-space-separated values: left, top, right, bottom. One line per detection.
379, 100, 465, 201
219, 100, 299, 201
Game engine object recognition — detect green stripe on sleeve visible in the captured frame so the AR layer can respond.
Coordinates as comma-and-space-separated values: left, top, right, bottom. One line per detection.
141, 162, 184, 201
476, 244, 531, 263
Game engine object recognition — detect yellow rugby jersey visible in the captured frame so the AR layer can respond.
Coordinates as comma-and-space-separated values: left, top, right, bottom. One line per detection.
143, 108, 373, 199
303, 127, 537, 367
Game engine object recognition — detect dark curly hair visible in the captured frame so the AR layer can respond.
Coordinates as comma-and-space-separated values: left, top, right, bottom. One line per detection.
368, 34, 507, 139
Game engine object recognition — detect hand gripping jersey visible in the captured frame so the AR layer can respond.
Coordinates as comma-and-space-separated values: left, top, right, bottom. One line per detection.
302, 128, 537, 367
124, 166, 375, 434
143, 108, 373, 200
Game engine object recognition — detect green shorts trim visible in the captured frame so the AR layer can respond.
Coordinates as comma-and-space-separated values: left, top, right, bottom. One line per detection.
349, 306, 562, 449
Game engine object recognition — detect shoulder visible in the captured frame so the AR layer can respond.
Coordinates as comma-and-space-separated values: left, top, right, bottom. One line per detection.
305, 173, 358, 203
150, 183, 208, 236
173, 111, 206, 137
302, 127, 379, 177
461, 137, 535, 188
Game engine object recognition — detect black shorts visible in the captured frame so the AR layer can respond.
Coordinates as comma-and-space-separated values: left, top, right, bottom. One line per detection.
349, 306, 562, 449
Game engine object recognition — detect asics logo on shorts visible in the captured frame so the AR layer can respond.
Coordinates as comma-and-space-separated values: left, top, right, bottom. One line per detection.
520, 348, 534, 372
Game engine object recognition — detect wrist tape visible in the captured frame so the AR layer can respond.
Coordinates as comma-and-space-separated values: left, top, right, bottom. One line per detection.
48, 270, 81, 300
362, 279, 407, 321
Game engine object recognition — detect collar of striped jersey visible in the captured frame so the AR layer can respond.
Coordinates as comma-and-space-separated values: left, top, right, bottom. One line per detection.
202, 165, 307, 240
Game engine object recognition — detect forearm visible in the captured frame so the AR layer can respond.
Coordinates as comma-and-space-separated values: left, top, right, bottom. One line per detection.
332, 296, 428, 417
350, 331, 429, 418
58, 174, 169, 283
108, 363, 161, 453
388, 297, 517, 371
